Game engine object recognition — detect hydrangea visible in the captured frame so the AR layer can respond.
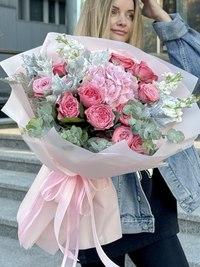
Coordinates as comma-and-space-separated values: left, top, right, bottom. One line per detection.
85, 63, 138, 109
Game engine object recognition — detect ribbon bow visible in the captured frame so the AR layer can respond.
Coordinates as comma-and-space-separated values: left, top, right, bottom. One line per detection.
18, 169, 120, 267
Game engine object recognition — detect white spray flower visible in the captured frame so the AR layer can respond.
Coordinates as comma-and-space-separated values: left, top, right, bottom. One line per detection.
154, 72, 183, 95
56, 35, 85, 60
162, 99, 183, 122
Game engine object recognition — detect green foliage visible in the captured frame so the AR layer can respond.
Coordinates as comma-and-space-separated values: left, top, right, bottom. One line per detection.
26, 118, 44, 137
22, 54, 52, 77
122, 99, 186, 151
166, 128, 185, 143
142, 139, 155, 152
123, 101, 147, 118
25, 102, 55, 137
124, 101, 162, 143
84, 137, 114, 153
60, 125, 88, 146
52, 74, 73, 95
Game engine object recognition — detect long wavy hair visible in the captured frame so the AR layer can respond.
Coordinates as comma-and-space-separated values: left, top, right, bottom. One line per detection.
74, 0, 142, 48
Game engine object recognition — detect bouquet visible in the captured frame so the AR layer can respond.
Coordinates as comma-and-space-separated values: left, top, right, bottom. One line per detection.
5, 34, 198, 154
1, 33, 200, 267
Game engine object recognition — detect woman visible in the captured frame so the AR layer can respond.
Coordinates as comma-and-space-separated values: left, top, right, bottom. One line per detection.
74, 0, 200, 266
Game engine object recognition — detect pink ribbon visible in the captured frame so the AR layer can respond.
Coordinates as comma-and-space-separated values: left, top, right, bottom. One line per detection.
18, 171, 120, 267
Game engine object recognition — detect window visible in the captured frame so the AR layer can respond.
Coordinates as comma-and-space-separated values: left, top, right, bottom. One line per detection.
59, 1, 65, 24
18, 0, 66, 25
49, 0, 56, 23
30, 0, 43, 21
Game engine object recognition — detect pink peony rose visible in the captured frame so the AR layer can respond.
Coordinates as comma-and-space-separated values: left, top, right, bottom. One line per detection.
130, 134, 147, 153
52, 62, 67, 77
78, 83, 104, 108
116, 102, 132, 126
85, 104, 115, 130
32, 76, 52, 97
138, 83, 160, 103
57, 92, 80, 120
110, 53, 135, 70
112, 125, 133, 146
130, 61, 158, 83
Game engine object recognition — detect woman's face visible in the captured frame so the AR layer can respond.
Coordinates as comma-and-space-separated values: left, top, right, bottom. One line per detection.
110, 0, 135, 42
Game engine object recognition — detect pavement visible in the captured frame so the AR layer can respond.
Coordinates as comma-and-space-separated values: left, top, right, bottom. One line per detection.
0, 236, 64, 267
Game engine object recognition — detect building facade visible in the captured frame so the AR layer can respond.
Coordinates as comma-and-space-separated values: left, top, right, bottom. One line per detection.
0, 0, 81, 117
0, 0, 81, 58
1, 0, 199, 57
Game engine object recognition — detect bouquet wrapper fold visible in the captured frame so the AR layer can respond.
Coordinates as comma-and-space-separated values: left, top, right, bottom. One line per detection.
1, 33, 200, 267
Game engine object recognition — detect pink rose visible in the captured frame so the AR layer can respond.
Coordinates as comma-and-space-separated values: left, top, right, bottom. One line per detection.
138, 83, 160, 103
78, 83, 104, 108
57, 92, 80, 120
53, 62, 67, 77
130, 134, 147, 153
130, 61, 158, 83
32, 76, 52, 97
112, 125, 133, 146
110, 53, 135, 70
85, 104, 115, 130
116, 103, 132, 126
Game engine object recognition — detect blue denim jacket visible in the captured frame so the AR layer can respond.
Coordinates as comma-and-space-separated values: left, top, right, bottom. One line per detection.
112, 14, 200, 234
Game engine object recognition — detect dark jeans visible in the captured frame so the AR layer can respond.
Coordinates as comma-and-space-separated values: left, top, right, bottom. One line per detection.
80, 235, 189, 267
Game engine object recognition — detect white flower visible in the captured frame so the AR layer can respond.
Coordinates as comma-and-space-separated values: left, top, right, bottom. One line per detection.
163, 107, 183, 122
178, 95, 198, 108
154, 72, 182, 95
56, 35, 85, 60
162, 99, 183, 122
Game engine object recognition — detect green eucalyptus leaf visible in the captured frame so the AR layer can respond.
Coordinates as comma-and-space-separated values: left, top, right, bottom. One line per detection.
25, 102, 56, 138
37, 102, 55, 128
167, 128, 185, 143
26, 118, 43, 137
60, 125, 88, 146
122, 104, 132, 115
143, 139, 155, 151
134, 120, 143, 130
150, 129, 162, 140
84, 137, 114, 153
128, 117, 136, 125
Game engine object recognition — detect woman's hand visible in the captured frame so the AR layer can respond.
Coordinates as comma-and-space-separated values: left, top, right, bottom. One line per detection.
141, 0, 172, 22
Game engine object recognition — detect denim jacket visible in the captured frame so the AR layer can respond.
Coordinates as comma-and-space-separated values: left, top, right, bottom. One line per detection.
112, 14, 200, 234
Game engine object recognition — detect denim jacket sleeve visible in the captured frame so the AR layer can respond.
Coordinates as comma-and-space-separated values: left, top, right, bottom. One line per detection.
152, 13, 200, 93
152, 14, 200, 213
158, 146, 200, 213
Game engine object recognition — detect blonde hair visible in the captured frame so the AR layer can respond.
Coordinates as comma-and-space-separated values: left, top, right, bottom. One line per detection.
74, 0, 142, 48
